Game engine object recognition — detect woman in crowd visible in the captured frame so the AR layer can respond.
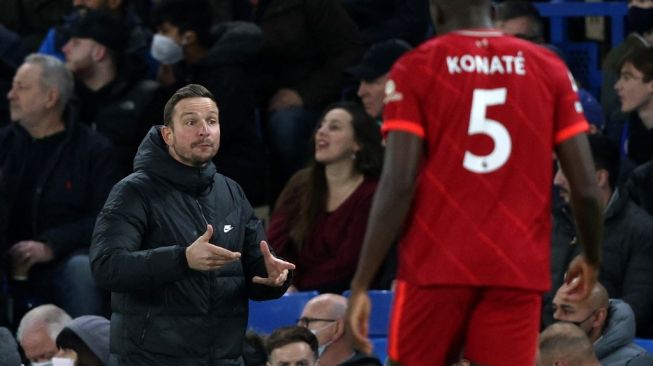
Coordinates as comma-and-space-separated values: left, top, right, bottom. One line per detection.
267, 101, 386, 293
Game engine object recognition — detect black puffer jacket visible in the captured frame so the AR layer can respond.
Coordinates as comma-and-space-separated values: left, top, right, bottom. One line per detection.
90, 127, 288, 366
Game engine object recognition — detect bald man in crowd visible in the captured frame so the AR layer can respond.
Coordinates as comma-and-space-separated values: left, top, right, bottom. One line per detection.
552, 282, 653, 365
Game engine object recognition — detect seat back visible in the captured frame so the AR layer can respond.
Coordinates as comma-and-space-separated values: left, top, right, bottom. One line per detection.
248, 291, 319, 334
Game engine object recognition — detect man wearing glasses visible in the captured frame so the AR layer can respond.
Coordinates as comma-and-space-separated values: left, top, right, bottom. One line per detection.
298, 294, 381, 366
552, 281, 653, 365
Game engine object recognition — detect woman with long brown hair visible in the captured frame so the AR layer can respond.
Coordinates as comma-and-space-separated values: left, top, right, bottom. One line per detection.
267, 102, 384, 293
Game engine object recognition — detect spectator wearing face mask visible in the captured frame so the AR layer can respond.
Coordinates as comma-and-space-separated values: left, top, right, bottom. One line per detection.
552, 281, 653, 366
297, 294, 382, 365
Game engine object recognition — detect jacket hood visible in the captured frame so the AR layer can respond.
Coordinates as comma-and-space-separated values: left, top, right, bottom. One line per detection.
65, 315, 110, 365
133, 126, 216, 195
594, 299, 636, 358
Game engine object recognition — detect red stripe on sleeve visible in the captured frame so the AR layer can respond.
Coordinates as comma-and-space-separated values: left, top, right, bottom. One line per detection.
382, 120, 425, 139
554, 120, 589, 145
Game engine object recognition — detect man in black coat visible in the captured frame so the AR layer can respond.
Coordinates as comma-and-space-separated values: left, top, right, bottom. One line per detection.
1, 54, 120, 320
90, 84, 295, 365
545, 134, 653, 337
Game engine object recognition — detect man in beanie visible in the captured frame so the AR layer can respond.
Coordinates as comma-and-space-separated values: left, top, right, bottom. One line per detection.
346, 39, 411, 120
62, 9, 165, 177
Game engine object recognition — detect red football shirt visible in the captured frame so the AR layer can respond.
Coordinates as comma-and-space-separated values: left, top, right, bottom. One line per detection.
383, 29, 588, 291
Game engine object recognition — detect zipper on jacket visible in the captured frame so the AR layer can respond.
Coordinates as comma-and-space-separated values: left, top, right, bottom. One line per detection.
195, 200, 209, 228
139, 309, 151, 344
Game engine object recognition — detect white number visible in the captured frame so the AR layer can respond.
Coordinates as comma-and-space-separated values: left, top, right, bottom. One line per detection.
463, 88, 512, 174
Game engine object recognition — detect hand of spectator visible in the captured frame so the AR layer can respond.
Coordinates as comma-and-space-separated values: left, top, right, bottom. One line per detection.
252, 241, 295, 287
268, 88, 304, 112
186, 225, 241, 271
563, 254, 598, 302
8, 240, 54, 278
346, 288, 373, 355
157, 64, 177, 87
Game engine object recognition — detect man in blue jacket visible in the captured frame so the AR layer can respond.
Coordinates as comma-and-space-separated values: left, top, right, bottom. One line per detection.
90, 84, 295, 365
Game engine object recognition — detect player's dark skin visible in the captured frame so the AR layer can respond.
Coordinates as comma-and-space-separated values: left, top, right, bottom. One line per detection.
346, 0, 603, 365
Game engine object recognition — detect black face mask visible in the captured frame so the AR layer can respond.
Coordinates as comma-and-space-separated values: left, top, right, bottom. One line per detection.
628, 6, 653, 35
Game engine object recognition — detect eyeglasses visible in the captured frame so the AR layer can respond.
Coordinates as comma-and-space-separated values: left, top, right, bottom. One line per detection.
297, 317, 337, 328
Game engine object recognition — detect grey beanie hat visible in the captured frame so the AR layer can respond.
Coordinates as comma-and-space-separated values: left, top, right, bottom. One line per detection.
66, 315, 110, 364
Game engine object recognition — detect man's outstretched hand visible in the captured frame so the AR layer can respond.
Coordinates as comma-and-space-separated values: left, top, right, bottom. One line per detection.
252, 241, 295, 287
186, 225, 241, 271
347, 288, 373, 354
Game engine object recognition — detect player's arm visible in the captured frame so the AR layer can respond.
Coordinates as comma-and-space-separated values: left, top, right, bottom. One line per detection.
555, 133, 603, 297
351, 131, 422, 291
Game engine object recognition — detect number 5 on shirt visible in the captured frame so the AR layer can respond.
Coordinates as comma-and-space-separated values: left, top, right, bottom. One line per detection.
463, 88, 511, 174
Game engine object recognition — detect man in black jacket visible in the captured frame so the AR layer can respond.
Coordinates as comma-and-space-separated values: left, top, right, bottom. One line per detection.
90, 84, 294, 365
545, 134, 653, 337
1, 53, 120, 320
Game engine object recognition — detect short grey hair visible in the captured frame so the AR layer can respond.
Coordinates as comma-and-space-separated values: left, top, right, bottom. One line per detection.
16, 304, 72, 343
24, 53, 74, 113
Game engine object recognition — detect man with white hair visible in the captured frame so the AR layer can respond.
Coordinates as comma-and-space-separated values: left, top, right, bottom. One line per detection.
16, 304, 71, 364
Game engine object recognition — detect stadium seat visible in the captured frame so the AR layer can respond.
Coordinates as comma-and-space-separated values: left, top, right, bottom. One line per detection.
247, 291, 318, 334
635, 338, 653, 354
343, 290, 394, 337
371, 337, 388, 363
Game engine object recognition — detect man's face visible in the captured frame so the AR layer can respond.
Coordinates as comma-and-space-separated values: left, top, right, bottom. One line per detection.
496, 17, 533, 38
553, 162, 571, 204
20, 325, 58, 363
62, 37, 100, 76
298, 305, 337, 347
157, 21, 184, 44
162, 97, 220, 167
357, 74, 388, 119
551, 288, 597, 336
268, 342, 316, 366
615, 62, 653, 113
7, 63, 51, 125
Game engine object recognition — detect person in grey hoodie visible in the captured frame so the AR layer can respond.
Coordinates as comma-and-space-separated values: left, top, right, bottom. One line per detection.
552, 281, 653, 366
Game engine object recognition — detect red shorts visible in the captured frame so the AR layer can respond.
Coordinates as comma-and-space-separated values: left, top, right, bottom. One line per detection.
388, 281, 541, 366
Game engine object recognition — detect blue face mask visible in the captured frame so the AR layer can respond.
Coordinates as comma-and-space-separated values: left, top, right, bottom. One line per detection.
628, 6, 653, 35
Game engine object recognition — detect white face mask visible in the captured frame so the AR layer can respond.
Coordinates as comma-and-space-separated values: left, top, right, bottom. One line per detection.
31, 361, 53, 366
150, 34, 184, 65
51, 357, 75, 366
310, 323, 336, 358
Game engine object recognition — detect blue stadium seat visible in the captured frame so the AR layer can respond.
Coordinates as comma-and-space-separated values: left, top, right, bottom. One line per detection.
371, 337, 388, 363
248, 291, 319, 334
343, 290, 394, 337
635, 338, 653, 354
